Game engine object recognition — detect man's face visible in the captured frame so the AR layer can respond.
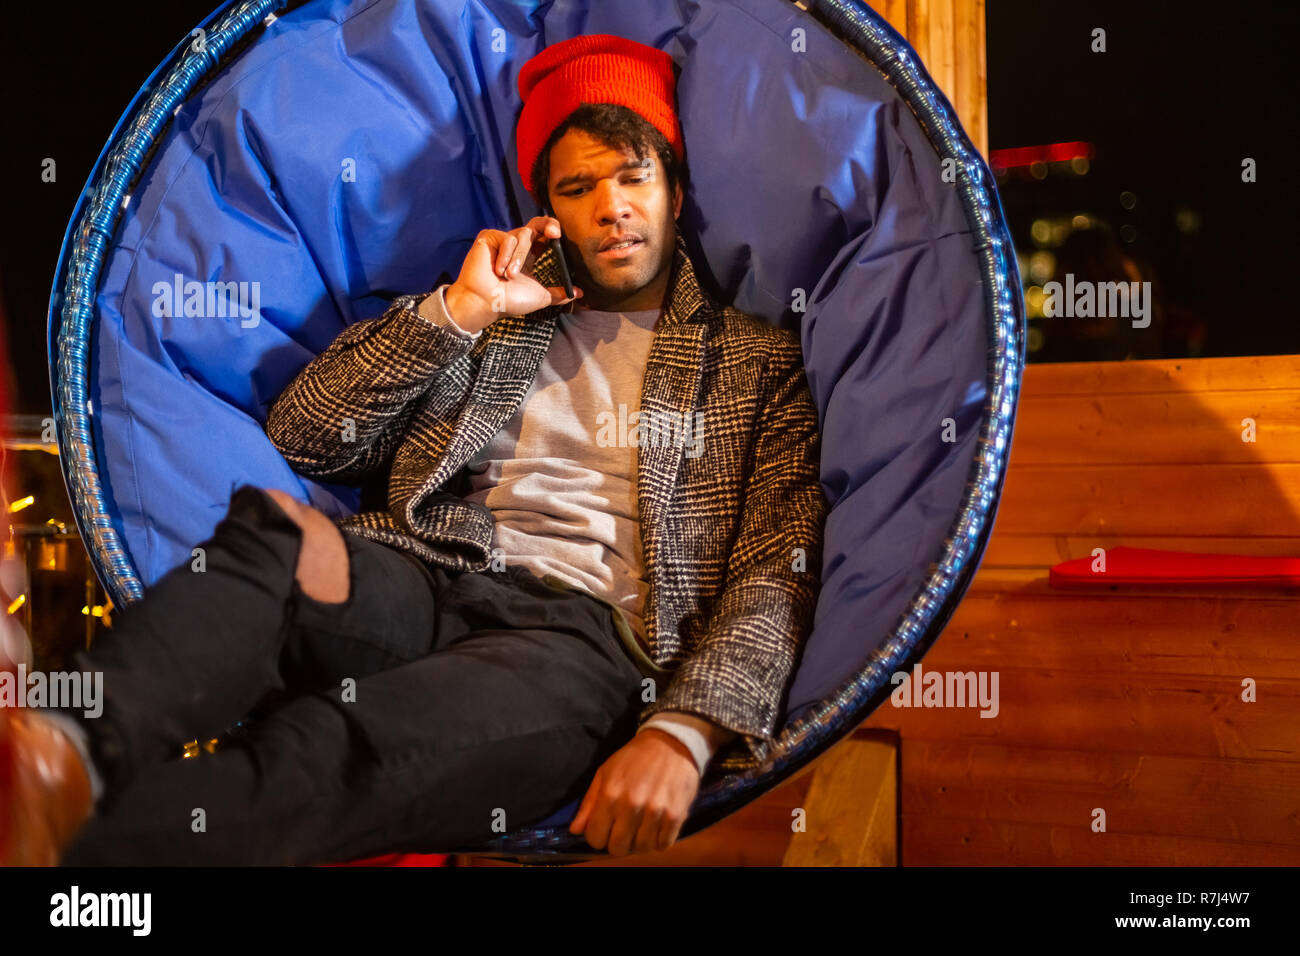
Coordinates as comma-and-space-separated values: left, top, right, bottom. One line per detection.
545, 128, 683, 313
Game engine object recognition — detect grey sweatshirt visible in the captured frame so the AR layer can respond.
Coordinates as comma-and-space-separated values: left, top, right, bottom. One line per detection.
462, 303, 658, 646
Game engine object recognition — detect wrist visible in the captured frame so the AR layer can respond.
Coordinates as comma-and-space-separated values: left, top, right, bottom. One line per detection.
640, 727, 701, 770
443, 283, 489, 334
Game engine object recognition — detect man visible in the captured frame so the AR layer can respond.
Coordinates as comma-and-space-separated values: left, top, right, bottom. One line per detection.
0, 34, 826, 865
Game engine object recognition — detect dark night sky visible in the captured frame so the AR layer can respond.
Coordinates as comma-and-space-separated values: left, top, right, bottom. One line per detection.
985, 0, 1298, 360
1, 0, 1295, 414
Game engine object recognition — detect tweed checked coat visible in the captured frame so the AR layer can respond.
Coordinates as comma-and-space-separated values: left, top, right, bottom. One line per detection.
265, 230, 827, 770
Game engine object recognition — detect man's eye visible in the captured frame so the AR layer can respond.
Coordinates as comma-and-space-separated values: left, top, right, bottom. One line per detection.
561, 176, 646, 196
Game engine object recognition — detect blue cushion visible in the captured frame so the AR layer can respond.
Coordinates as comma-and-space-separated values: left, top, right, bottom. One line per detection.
533, 797, 582, 830
90, 0, 987, 728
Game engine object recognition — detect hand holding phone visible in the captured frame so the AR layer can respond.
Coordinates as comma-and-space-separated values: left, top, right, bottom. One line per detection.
443, 215, 581, 331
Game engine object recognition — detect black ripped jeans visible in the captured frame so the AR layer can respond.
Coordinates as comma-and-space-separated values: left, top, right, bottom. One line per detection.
56, 485, 648, 865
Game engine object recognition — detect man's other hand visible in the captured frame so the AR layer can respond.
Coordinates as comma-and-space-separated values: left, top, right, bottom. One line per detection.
569, 729, 700, 857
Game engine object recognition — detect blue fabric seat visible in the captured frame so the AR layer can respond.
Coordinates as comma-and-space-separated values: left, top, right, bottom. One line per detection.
49, 0, 1023, 855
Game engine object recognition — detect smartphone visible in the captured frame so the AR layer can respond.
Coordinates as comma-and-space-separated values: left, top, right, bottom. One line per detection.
539, 203, 575, 300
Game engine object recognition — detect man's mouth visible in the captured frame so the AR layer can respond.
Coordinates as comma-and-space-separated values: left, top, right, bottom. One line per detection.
597, 234, 644, 258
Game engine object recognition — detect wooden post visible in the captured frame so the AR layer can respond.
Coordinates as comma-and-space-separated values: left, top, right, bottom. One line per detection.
781, 731, 899, 866
878, 0, 988, 157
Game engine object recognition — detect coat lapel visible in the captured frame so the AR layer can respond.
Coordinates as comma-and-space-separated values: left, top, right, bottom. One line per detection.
633, 235, 710, 648
416, 286, 562, 491
427, 309, 560, 489
632, 233, 709, 536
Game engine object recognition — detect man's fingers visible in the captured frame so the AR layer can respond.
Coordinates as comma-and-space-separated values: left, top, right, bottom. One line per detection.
526, 215, 560, 239
496, 233, 518, 278
546, 285, 582, 304
520, 218, 561, 272
569, 771, 600, 833
569, 804, 588, 835
572, 764, 605, 832
658, 811, 685, 851
475, 230, 504, 275
486, 220, 560, 279
633, 807, 665, 855
508, 227, 536, 275
606, 801, 644, 857
583, 797, 615, 850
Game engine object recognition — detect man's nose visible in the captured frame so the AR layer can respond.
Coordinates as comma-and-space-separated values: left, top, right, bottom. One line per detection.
594, 181, 634, 224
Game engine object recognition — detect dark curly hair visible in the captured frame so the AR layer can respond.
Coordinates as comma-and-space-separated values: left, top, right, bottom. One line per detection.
528, 102, 689, 211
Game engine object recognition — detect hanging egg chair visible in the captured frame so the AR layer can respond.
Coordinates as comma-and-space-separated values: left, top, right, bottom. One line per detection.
48, 0, 1024, 859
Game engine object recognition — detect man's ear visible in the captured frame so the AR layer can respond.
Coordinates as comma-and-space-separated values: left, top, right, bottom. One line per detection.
672, 181, 683, 219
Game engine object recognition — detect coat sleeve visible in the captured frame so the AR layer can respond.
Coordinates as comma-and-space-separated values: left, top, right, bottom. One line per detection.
265, 291, 477, 485
637, 335, 828, 768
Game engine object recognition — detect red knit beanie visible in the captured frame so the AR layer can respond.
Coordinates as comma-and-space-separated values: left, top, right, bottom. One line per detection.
516, 34, 685, 196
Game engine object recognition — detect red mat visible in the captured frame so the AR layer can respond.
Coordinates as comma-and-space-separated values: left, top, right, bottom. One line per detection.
1049, 546, 1300, 588
322, 853, 450, 867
